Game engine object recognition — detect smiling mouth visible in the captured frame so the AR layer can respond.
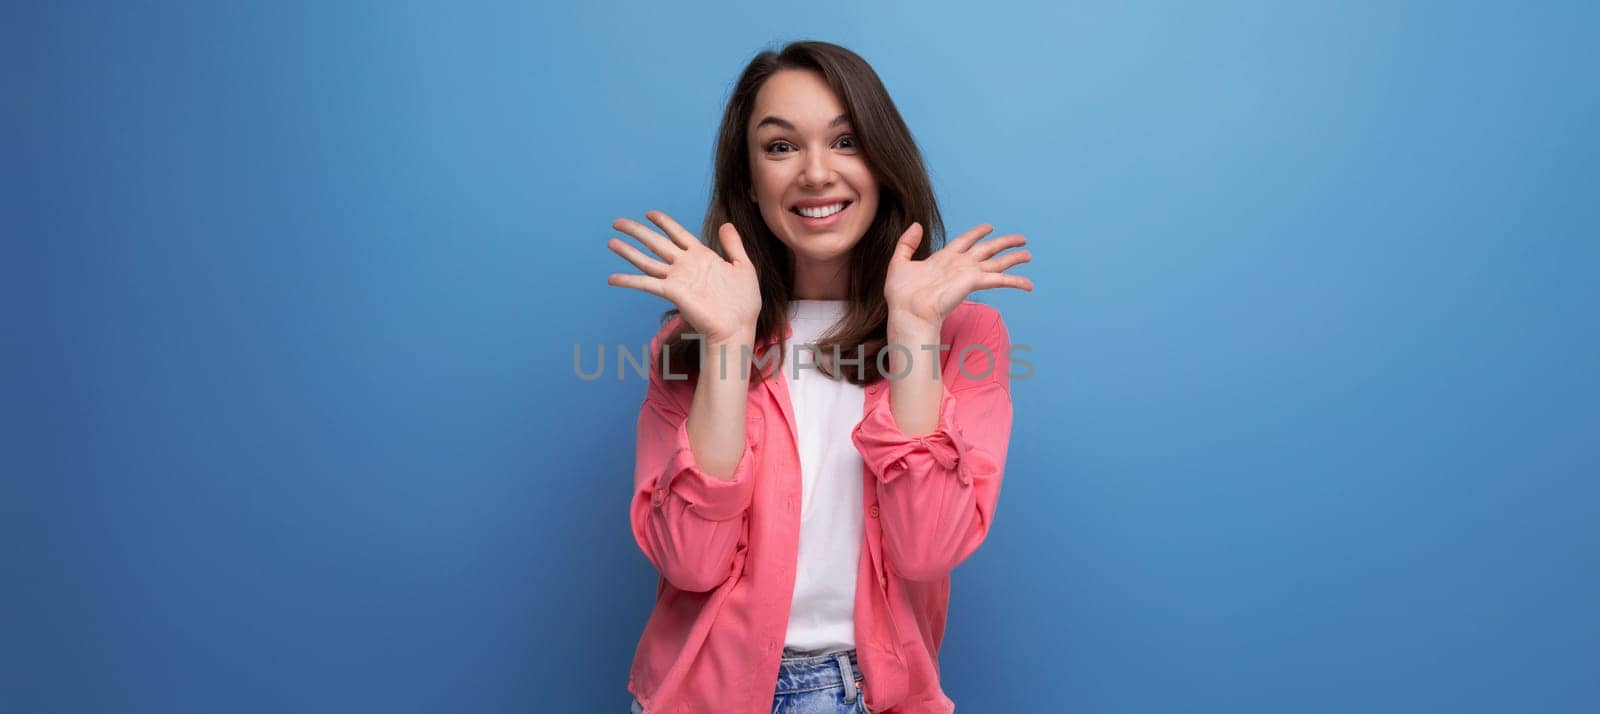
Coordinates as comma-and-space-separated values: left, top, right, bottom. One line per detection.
790, 200, 853, 219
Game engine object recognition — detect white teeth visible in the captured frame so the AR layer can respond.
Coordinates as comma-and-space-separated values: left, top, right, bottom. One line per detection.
796, 202, 846, 218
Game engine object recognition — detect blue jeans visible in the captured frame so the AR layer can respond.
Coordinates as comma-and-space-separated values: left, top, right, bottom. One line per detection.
631, 647, 868, 713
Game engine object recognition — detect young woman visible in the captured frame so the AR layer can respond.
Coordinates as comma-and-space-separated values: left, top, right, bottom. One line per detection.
605, 40, 1033, 713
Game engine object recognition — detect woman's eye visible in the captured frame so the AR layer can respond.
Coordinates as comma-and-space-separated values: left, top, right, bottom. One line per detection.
764, 137, 856, 154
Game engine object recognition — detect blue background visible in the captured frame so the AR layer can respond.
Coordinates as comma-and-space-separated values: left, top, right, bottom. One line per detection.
6, 1, 1597, 712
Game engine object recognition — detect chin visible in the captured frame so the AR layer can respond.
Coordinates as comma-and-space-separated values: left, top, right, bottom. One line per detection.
788, 239, 861, 266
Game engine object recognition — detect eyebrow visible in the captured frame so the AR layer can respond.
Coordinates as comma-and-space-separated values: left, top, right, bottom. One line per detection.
754, 113, 851, 132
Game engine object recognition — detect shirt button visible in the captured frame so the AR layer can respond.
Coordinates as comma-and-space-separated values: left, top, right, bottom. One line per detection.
652, 488, 666, 508
869, 505, 879, 518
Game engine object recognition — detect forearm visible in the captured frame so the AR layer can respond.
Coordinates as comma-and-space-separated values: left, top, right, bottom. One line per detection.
854, 307, 1014, 581
685, 328, 756, 481
885, 312, 943, 436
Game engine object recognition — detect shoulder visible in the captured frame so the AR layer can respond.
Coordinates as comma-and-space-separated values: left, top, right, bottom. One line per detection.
942, 301, 1009, 346
939, 301, 1013, 391
644, 314, 698, 401
650, 313, 689, 355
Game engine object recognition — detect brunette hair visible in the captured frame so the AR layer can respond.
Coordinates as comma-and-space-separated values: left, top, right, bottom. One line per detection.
658, 40, 946, 385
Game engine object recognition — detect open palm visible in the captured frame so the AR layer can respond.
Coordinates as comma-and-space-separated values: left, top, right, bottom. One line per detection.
606, 210, 762, 344
883, 222, 1034, 326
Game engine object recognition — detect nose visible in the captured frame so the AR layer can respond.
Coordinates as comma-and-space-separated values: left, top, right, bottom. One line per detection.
800, 147, 835, 187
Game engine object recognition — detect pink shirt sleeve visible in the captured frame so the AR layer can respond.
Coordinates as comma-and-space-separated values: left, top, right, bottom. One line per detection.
629, 320, 759, 593
851, 307, 1014, 582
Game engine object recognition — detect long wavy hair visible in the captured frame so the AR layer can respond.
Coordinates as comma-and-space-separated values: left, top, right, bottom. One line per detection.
659, 40, 946, 386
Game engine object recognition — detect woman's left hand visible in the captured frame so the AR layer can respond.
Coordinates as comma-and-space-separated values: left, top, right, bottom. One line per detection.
882, 222, 1034, 328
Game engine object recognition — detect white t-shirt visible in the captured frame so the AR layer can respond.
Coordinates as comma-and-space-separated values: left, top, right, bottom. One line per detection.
781, 299, 865, 654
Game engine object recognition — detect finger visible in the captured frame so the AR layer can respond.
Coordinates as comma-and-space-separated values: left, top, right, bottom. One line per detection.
976, 272, 1034, 292
606, 272, 671, 299
608, 238, 670, 277
969, 234, 1026, 261
948, 223, 995, 253
892, 222, 923, 262
612, 218, 679, 261
979, 249, 1031, 273
718, 222, 749, 264
645, 210, 701, 251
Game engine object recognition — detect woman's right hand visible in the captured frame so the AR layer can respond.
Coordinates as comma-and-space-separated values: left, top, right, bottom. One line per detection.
607, 211, 762, 345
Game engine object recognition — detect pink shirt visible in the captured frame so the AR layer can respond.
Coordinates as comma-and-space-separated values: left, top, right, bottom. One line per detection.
626, 301, 1015, 713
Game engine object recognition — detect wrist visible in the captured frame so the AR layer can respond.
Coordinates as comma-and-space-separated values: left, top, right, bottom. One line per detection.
701, 320, 756, 347
700, 330, 756, 382
887, 308, 941, 335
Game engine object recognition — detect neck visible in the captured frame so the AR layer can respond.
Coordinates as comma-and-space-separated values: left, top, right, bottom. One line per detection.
789, 256, 850, 300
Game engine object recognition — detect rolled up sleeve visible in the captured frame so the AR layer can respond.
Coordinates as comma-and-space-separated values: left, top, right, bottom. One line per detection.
629, 321, 758, 592
851, 308, 1013, 582
654, 400, 758, 522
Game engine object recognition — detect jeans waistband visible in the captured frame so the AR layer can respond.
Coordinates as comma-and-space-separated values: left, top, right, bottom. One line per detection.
775, 647, 862, 696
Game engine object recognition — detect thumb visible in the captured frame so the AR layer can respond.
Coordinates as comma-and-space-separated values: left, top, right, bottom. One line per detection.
719, 222, 750, 264
893, 222, 923, 262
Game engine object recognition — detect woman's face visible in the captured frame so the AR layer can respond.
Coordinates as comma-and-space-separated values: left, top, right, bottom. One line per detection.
747, 69, 880, 269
